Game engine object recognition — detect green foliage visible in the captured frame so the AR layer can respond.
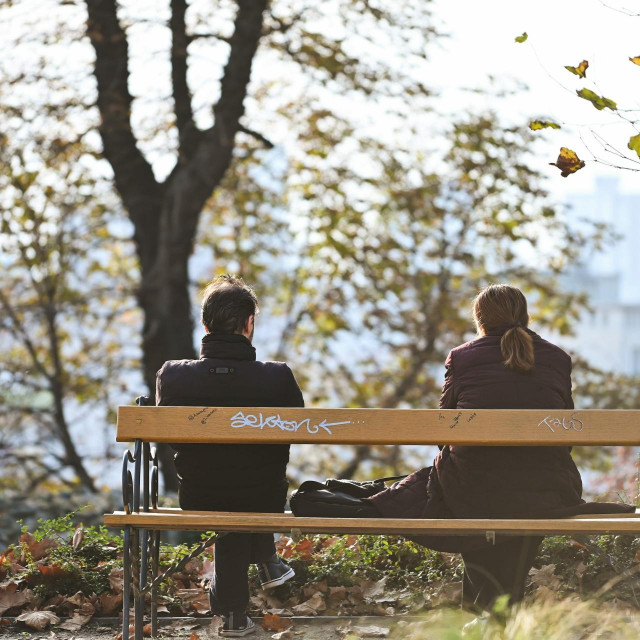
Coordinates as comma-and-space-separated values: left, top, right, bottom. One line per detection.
277, 535, 462, 592
0, 131, 139, 491
514, 32, 528, 43
529, 120, 561, 130
576, 88, 617, 111
536, 534, 640, 602
5, 511, 640, 621
9, 510, 122, 600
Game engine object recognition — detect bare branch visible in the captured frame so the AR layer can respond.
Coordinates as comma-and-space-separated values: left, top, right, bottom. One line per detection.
237, 124, 274, 148
187, 31, 232, 45
0, 288, 52, 382
170, 0, 195, 144
85, 0, 161, 217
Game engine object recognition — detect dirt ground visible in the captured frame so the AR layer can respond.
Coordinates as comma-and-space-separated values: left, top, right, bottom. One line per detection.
0, 615, 434, 640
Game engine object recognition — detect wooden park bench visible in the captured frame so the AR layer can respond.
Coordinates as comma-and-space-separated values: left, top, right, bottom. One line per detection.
104, 405, 640, 640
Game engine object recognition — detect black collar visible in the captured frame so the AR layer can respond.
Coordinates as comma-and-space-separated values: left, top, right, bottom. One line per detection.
200, 333, 256, 360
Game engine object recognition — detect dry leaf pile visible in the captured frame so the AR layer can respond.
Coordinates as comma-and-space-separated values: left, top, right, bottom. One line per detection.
1, 520, 639, 635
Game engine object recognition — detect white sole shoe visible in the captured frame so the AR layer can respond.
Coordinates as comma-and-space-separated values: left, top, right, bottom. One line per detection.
260, 565, 295, 590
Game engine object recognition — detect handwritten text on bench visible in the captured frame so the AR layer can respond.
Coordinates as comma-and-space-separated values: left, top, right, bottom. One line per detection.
538, 413, 584, 433
230, 411, 352, 435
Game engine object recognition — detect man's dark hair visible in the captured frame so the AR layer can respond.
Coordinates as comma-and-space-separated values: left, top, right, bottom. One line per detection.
201, 275, 259, 334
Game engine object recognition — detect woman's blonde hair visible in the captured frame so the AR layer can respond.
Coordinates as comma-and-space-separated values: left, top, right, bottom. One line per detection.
473, 284, 534, 373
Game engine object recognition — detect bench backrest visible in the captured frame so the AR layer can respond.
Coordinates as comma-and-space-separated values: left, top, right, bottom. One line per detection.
116, 407, 640, 446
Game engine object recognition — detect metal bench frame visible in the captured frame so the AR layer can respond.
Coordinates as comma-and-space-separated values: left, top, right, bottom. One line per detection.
105, 405, 640, 640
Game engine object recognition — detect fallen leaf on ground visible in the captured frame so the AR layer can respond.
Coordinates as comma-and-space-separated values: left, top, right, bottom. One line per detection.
59, 601, 95, 631
291, 592, 325, 616
98, 592, 123, 616
16, 610, 60, 630
261, 612, 293, 632
175, 588, 210, 613
207, 616, 223, 635
361, 577, 387, 601
267, 608, 293, 616
529, 564, 562, 590
72, 524, 84, 551
19, 532, 57, 561
63, 591, 88, 609
59, 612, 92, 631
436, 580, 462, 604
292, 539, 314, 561
0, 583, 34, 615
271, 631, 294, 640
109, 568, 124, 594
189, 632, 201, 640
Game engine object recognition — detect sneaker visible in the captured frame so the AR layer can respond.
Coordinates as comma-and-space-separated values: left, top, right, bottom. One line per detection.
257, 554, 295, 589
219, 612, 256, 637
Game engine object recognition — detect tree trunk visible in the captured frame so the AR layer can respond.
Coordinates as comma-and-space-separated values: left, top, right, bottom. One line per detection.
86, 0, 268, 491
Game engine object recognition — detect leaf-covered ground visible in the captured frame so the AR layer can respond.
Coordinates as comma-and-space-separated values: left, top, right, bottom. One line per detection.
1, 512, 640, 638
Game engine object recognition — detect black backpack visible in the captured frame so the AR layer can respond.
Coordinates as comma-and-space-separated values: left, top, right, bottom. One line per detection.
289, 476, 406, 518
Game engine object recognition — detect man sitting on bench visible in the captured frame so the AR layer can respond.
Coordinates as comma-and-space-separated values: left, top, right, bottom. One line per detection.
156, 275, 304, 637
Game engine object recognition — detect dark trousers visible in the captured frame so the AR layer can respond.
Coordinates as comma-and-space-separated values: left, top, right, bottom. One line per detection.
209, 532, 276, 615
180, 479, 289, 617
461, 536, 543, 609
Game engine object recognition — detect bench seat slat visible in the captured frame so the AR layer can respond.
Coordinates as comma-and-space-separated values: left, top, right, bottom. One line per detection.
115, 508, 640, 519
103, 511, 640, 536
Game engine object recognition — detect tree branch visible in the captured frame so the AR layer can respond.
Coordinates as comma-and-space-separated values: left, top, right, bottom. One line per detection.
85, 0, 162, 218
238, 124, 274, 148
0, 289, 52, 383
187, 31, 232, 45
162, 0, 268, 243
170, 0, 194, 146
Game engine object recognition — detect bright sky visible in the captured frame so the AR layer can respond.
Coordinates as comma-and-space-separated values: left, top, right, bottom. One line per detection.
429, 0, 640, 196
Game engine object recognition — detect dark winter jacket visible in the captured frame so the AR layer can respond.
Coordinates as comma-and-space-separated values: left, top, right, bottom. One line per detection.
155, 333, 304, 512
369, 327, 634, 550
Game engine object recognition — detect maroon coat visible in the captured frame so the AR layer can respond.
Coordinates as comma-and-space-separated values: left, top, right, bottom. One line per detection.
369, 327, 633, 550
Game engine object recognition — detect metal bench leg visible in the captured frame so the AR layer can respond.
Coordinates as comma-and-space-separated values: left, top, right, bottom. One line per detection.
140, 525, 148, 621
131, 528, 144, 640
151, 530, 160, 637
122, 526, 132, 640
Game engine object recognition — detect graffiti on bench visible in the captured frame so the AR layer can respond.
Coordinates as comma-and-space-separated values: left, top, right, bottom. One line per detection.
538, 413, 584, 433
230, 411, 353, 435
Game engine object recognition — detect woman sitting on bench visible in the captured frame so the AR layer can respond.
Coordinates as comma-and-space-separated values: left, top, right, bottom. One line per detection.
368, 283, 633, 608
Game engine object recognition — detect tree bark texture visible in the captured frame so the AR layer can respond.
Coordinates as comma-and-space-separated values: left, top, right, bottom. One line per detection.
86, 0, 268, 490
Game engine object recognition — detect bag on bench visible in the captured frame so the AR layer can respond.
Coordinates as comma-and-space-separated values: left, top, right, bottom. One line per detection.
290, 476, 406, 518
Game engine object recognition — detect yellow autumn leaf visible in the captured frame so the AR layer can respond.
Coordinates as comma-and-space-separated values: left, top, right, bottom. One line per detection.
627, 133, 640, 159
629, 56, 640, 66
530, 120, 561, 131
565, 60, 588, 78
549, 147, 585, 177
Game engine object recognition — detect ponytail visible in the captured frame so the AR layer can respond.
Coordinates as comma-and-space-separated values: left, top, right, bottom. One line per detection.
474, 284, 535, 373
500, 326, 534, 373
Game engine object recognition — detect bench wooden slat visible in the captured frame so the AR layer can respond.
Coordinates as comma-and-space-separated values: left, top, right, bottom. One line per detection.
116, 407, 640, 445
103, 511, 640, 536
124, 508, 640, 519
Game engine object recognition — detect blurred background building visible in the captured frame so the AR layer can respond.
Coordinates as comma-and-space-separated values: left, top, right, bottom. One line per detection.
559, 177, 640, 375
